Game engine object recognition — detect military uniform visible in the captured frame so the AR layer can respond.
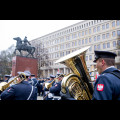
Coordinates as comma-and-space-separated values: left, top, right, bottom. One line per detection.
92, 67, 120, 100
92, 50, 120, 100
49, 81, 62, 100
0, 81, 37, 100
0, 70, 37, 100
43, 75, 55, 100
31, 75, 41, 99
4, 75, 10, 83
50, 81, 61, 96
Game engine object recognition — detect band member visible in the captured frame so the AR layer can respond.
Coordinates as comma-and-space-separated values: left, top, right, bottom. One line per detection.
31, 74, 41, 99
92, 50, 120, 100
43, 75, 55, 100
60, 50, 120, 100
4, 75, 11, 82
49, 74, 64, 100
0, 71, 37, 100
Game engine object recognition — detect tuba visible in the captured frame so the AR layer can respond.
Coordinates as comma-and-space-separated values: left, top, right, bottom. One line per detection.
55, 46, 94, 100
0, 73, 26, 92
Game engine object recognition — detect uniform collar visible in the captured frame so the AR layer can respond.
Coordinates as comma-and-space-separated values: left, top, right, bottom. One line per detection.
101, 66, 117, 75
21, 80, 29, 84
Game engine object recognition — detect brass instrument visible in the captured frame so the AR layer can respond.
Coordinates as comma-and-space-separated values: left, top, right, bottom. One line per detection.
0, 73, 26, 92
55, 46, 94, 100
45, 78, 57, 90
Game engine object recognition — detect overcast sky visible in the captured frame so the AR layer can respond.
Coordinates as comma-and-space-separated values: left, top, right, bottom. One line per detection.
0, 20, 83, 51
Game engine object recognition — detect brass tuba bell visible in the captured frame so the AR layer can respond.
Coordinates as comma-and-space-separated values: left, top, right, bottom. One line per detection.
55, 46, 94, 100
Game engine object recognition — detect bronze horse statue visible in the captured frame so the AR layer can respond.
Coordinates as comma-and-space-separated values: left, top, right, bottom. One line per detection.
13, 37, 35, 57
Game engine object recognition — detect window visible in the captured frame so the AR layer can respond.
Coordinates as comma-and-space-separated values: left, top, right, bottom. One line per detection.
116, 20, 120, 26
97, 35, 100, 41
107, 42, 110, 48
85, 30, 88, 35
78, 32, 81, 37
94, 36, 96, 42
89, 37, 92, 43
89, 29, 91, 34
106, 33, 110, 38
82, 31, 84, 36
117, 30, 120, 36
75, 41, 77, 46
85, 38, 88, 44
93, 27, 96, 33
82, 39, 84, 44
60, 52, 63, 57
72, 42, 74, 47
102, 34, 105, 39
66, 35, 70, 41
94, 45, 97, 50
97, 44, 100, 49
103, 43, 106, 49
89, 55, 92, 60
112, 21, 115, 27
113, 41, 116, 47
78, 40, 81, 45
97, 26, 100, 32
106, 23, 109, 29
102, 24, 105, 30
112, 31, 116, 37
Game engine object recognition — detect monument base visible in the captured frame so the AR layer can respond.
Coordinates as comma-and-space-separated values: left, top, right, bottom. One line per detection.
12, 56, 38, 77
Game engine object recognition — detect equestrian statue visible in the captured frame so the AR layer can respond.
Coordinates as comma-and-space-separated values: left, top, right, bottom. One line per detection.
13, 36, 35, 58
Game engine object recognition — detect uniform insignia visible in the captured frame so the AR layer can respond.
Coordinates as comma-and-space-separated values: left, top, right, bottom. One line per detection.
7, 88, 11, 92
55, 84, 58, 87
97, 84, 104, 91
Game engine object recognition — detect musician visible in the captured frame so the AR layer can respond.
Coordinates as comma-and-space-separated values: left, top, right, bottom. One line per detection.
43, 75, 56, 100
0, 71, 37, 100
4, 75, 11, 82
60, 50, 120, 100
92, 50, 120, 100
31, 74, 41, 98
49, 74, 64, 100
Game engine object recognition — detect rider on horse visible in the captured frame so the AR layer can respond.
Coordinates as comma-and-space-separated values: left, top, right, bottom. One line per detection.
13, 36, 35, 57
23, 36, 31, 47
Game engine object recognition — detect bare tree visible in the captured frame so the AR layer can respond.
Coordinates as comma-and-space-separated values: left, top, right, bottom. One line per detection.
0, 44, 15, 79
33, 42, 51, 78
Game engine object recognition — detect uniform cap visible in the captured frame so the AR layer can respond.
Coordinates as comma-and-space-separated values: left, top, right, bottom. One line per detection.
93, 50, 117, 62
50, 75, 55, 78
17, 70, 31, 77
4, 75, 10, 78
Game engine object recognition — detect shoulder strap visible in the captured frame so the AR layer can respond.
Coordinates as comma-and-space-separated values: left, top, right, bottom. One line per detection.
109, 70, 120, 79
27, 86, 34, 100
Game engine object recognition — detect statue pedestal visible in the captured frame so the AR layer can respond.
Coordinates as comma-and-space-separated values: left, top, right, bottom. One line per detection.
12, 56, 38, 77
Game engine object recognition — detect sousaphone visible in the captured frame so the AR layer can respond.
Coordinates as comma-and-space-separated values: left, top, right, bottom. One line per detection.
55, 46, 94, 100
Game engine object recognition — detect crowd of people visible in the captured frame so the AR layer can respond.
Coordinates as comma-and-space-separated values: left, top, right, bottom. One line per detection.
0, 50, 120, 100
0, 71, 64, 100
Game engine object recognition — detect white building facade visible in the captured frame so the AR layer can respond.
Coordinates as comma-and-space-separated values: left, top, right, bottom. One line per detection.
30, 20, 120, 78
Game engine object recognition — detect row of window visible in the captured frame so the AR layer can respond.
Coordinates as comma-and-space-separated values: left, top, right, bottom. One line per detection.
46, 27, 120, 47
48, 30, 119, 52
47, 41, 117, 60
40, 20, 120, 42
